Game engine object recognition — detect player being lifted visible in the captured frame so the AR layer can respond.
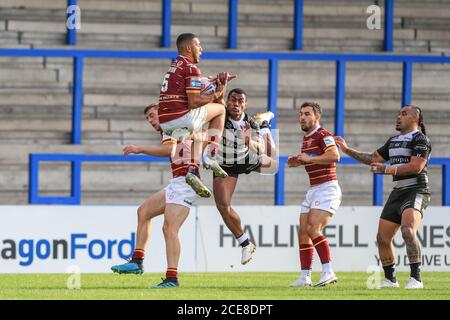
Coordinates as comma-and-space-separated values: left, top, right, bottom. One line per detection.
213, 88, 277, 264
158, 33, 234, 187
335, 105, 431, 289
111, 104, 207, 288
288, 102, 342, 287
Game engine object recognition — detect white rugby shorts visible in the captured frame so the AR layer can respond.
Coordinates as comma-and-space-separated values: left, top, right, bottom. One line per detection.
164, 176, 199, 209
160, 104, 209, 136
300, 180, 342, 215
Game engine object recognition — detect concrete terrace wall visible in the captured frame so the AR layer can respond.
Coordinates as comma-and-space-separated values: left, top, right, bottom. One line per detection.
0, 0, 449, 205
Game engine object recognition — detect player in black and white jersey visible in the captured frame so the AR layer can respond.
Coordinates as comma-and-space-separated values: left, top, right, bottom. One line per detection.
213, 88, 277, 265
335, 105, 431, 289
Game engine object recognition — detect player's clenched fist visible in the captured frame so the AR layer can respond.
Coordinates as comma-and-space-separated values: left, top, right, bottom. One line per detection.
287, 155, 306, 167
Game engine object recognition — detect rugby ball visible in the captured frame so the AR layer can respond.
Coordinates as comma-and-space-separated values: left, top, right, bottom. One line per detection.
200, 77, 217, 95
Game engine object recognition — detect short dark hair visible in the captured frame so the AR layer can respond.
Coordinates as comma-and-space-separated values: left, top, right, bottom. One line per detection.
144, 103, 158, 115
300, 102, 322, 115
227, 88, 247, 101
176, 33, 197, 52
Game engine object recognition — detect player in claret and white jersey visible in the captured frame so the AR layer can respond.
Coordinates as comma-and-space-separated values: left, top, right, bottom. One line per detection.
111, 104, 208, 289
158, 33, 234, 181
287, 102, 342, 287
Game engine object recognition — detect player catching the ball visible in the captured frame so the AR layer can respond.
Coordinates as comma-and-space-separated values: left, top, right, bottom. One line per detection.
158, 33, 234, 180
213, 87, 277, 265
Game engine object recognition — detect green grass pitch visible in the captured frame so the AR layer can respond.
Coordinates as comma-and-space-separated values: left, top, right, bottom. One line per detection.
0, 272, 449, 300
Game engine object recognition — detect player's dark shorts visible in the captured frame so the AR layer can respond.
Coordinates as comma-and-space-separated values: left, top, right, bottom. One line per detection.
380, 186, 431, 225
214, 162, 262, 178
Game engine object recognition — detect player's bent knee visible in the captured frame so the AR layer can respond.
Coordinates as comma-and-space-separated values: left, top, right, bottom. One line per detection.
376, 232, 391, 246
306, 225, 320, 238
400, 226, 415, 242
137, 206, 146, 220
299, 232, 311, 243
209, 102, 225, 115
218, 104, 225, 115
162, 223, 171, 238
216, 204, 231, 216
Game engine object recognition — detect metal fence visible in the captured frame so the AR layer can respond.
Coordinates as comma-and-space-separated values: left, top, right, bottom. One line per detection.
29, 154, 450, 206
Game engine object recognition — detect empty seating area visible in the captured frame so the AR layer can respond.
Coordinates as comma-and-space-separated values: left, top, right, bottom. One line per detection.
0, 0, 449, 205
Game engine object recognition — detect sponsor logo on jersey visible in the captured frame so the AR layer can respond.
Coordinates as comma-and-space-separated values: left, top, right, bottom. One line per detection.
189, 78, 201, 89
323, 136, 335, 147
414, 145, 428, 151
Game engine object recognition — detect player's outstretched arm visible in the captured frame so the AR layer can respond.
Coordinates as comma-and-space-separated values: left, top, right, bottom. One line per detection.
248, 137, 265, 155
244, 123, 265, 154
213, 86, 226, 105
262, 131, 276, 159
334, 136, 384, 165
123, 143, 173, 158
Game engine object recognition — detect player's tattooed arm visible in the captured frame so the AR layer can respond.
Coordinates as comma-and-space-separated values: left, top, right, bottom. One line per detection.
334, 136, 382, 165
345, 148, 377, 165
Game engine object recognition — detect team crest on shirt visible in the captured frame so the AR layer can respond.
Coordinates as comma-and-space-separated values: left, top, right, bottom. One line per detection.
177, 60, 183, 67
306, 138, 314, 147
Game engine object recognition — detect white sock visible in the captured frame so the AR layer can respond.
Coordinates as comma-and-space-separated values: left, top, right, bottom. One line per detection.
322, 263, 332, 273
237, 233, 249, 246
301, 269, 312, 279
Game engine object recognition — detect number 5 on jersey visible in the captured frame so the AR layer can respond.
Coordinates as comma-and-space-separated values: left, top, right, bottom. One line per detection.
161, 74, 170, 92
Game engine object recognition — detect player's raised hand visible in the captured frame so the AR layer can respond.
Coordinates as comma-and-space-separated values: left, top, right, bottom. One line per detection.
123, 145, 142, 155
208, 73, 236, 83
217, 72, 227, 85
217, 72, 236, 85
214, 82, 226, 100
334, 136, 348, 153
215, 78, 227, 98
